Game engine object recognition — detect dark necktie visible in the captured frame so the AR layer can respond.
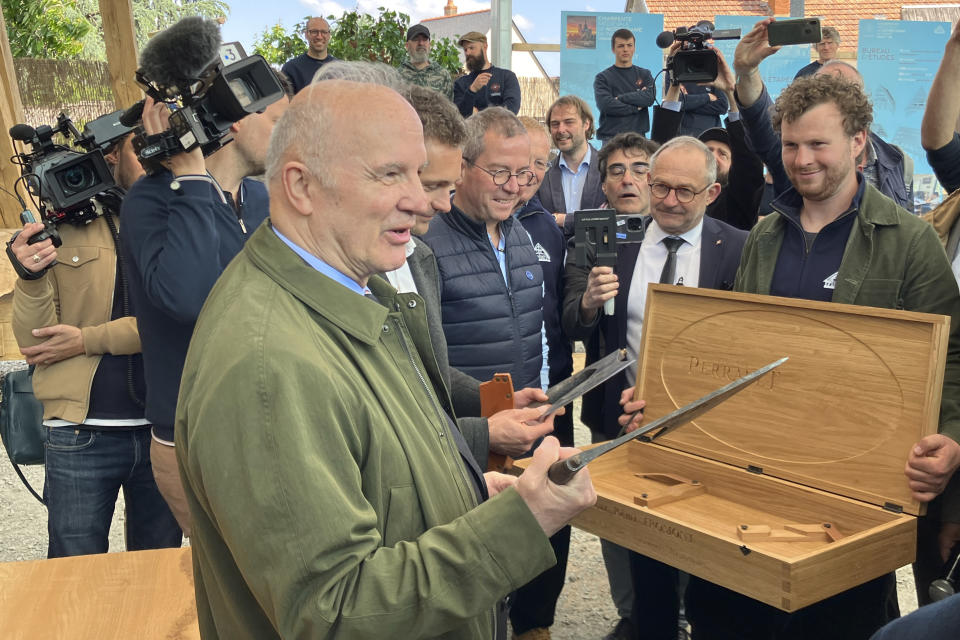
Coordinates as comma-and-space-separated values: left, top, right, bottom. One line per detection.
659, 236, 684, 285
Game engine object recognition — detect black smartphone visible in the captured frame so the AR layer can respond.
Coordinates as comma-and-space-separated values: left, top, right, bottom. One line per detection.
767, 18, 822, 47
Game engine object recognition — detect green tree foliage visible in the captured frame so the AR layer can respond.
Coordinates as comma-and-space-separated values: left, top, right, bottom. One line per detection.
2, 0, 91, 58
252, 7, 462, 76
72, 0, 230, 61
252, 18, 307, 67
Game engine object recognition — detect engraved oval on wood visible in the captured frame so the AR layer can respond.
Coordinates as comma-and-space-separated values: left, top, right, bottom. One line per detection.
656, 310, 903, 464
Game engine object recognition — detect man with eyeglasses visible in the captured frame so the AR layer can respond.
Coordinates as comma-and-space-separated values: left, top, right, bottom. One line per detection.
423, 106, 550, 416
281, 17, 339, 93
562, 134, 747, 640
508, 116, 576, 640
795, 26, 841, 79
539, 96, 606, 237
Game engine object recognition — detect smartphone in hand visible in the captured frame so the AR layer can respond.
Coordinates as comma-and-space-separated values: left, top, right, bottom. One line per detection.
767, 18, 822, 47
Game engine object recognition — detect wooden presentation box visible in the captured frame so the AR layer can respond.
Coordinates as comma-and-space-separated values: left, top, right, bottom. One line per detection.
566, 286, 947, 612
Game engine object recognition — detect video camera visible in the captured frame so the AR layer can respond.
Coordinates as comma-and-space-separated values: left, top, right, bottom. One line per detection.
9, 109, 132, 226
656, 21, 741, 84
126, 17, 284, 173
6, 109, 132, 278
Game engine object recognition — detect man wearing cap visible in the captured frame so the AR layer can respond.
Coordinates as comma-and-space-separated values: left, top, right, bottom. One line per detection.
398, 24, 454, 101
281, 16, 339, 93
795, 26, 841, 79
453, 31, 521, 117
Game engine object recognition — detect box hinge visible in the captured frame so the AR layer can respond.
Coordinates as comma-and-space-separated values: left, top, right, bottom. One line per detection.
883, 502, 903, 514
746, 465, 763, 475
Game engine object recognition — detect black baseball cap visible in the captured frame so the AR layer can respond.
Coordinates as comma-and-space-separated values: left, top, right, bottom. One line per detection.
407, 24, 430, 41
698, 127, 731, 148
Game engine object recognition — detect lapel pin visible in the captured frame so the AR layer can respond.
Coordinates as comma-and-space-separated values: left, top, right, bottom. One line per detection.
716, 239, 722, 245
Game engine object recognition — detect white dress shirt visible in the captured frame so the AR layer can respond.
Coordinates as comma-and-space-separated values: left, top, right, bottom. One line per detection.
624, 219, 703, 385
383, 239, 419, 294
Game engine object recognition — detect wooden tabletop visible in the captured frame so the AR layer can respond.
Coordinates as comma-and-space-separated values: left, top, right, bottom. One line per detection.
0, 547, 199, 639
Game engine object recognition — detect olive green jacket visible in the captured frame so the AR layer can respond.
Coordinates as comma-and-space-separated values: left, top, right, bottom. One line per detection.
175, 223, 554, 639
735, 184, 960, 518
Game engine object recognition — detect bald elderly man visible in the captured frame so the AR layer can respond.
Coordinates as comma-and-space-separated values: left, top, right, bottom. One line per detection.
174, 80, 596, 640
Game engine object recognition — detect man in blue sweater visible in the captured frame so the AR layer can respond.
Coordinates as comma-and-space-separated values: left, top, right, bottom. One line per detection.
594, 28, 656, 143
453, 31, 521, 117
121, 84, 290, 536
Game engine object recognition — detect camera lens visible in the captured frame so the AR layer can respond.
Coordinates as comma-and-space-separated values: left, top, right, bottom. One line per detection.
59, 162, 96, 195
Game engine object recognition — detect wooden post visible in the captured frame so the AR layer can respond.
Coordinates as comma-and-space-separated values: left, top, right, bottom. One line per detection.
99, 0, 141, 110
0, 8, 27, 228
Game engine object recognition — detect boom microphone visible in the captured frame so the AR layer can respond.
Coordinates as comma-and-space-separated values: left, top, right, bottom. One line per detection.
656, 31, 675, 48
9, 124, 37, 142
138, 16, 222, 90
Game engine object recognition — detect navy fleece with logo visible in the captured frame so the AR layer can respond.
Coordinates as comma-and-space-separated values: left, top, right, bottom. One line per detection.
516, 196, 572, 386
769, 176, 865, 303
453, 65, 521, 116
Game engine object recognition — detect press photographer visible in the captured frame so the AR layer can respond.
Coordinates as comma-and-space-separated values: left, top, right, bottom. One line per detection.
8, 109, 182, 558
119, 16, 290, 535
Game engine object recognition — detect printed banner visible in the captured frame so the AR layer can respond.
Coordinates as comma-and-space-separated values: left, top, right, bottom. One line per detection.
858, 19, 951, 206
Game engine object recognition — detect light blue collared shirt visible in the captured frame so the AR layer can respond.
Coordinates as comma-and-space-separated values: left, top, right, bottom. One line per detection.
559, 145, 593, 214
273, 226, 368, 296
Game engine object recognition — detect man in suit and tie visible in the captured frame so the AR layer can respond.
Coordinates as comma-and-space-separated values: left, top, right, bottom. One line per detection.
563, 135, 748, 640
539, 95, 606, 238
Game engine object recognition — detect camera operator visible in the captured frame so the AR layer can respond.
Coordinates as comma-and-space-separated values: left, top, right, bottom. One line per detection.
653, 46, 764, 230
10, 131, 183, 558
120, 80, 291, 536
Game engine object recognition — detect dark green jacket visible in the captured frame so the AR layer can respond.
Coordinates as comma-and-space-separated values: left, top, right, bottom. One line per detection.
176, 224, 554, 639
735, 183, 960, 517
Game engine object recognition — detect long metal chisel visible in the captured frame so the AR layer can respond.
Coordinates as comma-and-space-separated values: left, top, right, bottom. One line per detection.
546, 357, 789, 484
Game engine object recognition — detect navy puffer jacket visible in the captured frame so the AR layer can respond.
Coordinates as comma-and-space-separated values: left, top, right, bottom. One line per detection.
422, 204, 545, 390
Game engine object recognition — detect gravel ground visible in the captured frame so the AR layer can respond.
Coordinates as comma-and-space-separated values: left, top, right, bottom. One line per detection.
0, 402, 918, 639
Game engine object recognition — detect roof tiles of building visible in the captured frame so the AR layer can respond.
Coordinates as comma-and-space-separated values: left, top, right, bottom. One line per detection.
643, 0, 959, 52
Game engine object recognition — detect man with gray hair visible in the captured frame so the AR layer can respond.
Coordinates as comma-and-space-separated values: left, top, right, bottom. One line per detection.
422, 106, 549, 396
795, 25, 841, 78
564, 135, 747, 640
174, 80, 597, 639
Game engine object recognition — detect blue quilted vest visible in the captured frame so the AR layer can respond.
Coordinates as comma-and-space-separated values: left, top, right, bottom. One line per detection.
422, 205, 545, 390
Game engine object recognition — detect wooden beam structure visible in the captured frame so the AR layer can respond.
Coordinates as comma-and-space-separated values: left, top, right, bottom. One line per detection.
0, 8, 27, 228
99, 0, 141, 109
512, 43, 561, 52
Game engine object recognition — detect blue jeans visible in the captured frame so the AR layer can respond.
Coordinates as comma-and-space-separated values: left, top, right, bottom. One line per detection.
44, 426, 182, 558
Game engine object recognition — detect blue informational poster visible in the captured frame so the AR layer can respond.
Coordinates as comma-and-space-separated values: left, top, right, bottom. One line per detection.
559, 11, 665, 135
858, 19, 951, 205
712, 15, 813, 100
